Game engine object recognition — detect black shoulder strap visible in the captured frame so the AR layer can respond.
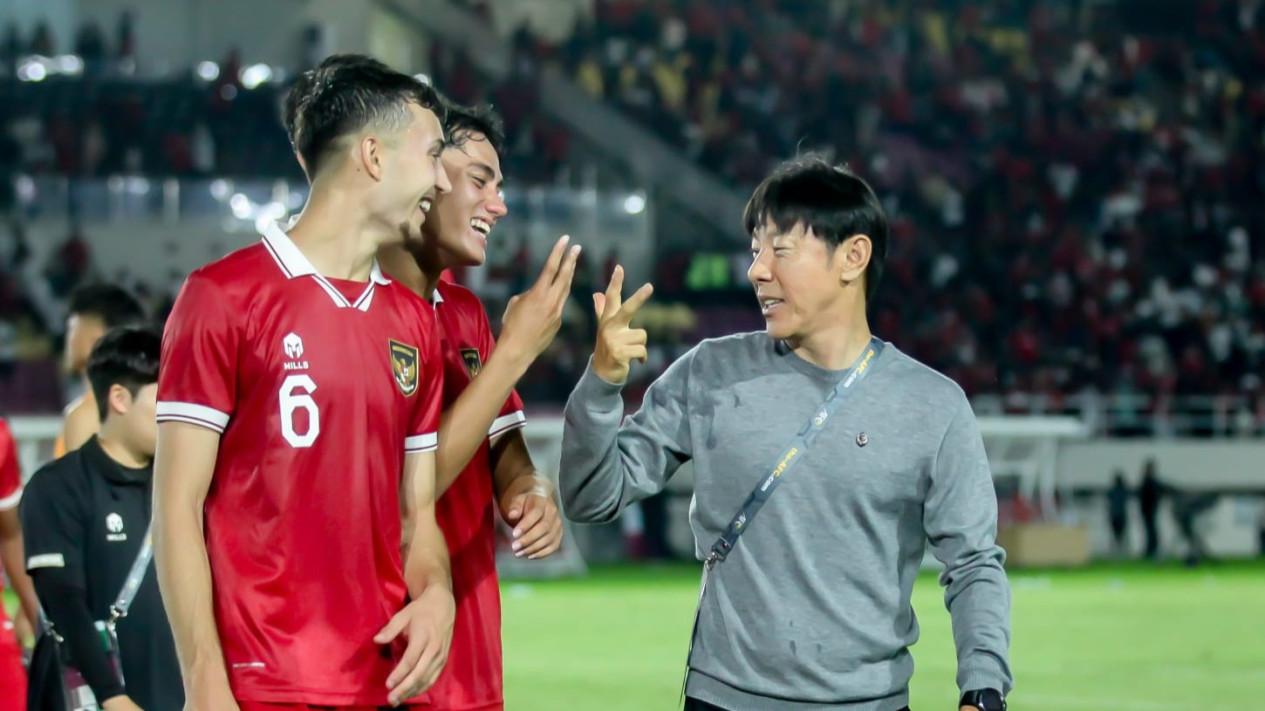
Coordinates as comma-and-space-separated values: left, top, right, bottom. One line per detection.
704, 337, 884, 566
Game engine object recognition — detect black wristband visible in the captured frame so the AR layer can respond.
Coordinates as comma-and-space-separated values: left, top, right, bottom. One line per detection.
959, 688, 1006, 711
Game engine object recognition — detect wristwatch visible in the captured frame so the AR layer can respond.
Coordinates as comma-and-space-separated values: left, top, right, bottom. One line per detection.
960, 689, 1006, 711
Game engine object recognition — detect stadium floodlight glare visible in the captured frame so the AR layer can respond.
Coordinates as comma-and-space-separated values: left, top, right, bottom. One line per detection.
210, 179, 231, 201
14, 176, 34, 203
126, 177, 150, 195
197, 61, 220, 81
240, 63, 273, 90
230, 193, 252, 219
263, 201, 287, 222
623, 193, 646, 215
17, 59, 47, 82
57, 55, 84, 75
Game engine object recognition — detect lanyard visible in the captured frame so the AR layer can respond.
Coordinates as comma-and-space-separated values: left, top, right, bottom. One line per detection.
706, 336, 884, 566
110, 521, 154, 624
680, 337, 884, 704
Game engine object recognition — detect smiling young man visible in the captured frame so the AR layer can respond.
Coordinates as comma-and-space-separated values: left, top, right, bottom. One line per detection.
153, 55, 456, 711
286, 71, 579, 707
375, 101, 577, 711
559, 155, 1013, 711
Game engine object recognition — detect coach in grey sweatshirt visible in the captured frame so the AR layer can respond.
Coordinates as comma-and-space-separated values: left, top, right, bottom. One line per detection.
560, 156, 1012, 711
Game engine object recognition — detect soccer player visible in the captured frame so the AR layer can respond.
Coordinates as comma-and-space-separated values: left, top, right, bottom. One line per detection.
0, 417, 38, 711
153, 55, 455, 711
560, 156, 1011, 711
376, 102, 575, 711
287, 70, 578, 709
54, 284, 146, 456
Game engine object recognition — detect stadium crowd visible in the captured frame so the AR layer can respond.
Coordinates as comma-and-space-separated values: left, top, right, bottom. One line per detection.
537, 0, 1265, 423
2, 0, 1265, 434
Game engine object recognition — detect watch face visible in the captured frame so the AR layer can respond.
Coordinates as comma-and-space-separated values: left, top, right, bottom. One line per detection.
963, 690, 1005, 711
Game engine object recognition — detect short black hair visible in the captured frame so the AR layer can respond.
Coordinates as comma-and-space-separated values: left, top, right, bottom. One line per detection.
86, 325, 161, 422
283, 54, 382, 150
287, 54, 447, 176
67, 284, 146, 328
282, 70, 318, 148
742, 155, 889, 302
443, 100, 506, 156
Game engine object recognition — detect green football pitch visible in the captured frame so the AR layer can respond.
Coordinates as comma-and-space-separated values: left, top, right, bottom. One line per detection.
8, 561, 1261, 708
501, 561, 1265, 710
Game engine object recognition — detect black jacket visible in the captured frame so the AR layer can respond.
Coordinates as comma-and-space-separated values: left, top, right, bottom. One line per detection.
20, 436, 183, 710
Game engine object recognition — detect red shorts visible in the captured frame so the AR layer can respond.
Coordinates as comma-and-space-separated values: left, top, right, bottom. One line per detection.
0, 635, 26, 711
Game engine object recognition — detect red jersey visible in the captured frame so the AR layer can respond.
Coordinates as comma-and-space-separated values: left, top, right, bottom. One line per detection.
0, 418, 20, 612
156, 223, 444, 706
0, 419, 24, 711
427, 281, 524, 711
0, 418, 20, 521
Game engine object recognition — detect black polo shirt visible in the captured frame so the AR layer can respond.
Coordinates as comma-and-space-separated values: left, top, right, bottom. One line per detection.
20, 436, 183, 710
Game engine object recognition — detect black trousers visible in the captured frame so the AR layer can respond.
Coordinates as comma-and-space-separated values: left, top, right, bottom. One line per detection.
685, 698, 910, 711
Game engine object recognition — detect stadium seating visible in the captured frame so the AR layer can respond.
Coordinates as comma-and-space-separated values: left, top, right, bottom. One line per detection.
2, 0, 1264, 435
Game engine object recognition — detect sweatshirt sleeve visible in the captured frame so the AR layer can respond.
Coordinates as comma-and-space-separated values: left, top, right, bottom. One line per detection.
558, 349, 695, 523
923, 396, 1014, 696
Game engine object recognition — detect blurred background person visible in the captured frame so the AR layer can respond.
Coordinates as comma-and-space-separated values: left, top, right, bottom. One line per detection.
22, 326, 181, 711
54, 285, 146, 457
0, 416, 38, 711
1139, 460, 1166, 560
1106, 471, 1131, 559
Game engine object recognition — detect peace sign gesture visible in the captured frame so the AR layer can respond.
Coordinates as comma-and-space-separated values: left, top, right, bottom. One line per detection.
591, 265, 654, 385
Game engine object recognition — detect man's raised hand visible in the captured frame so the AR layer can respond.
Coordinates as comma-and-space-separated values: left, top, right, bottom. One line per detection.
591, 265, 653, 385
497, 235, 581, 364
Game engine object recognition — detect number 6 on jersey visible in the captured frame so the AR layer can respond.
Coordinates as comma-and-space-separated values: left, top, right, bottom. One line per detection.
280, 374, 320, 448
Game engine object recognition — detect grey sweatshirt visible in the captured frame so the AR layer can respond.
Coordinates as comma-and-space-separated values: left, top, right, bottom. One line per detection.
560, 333, 1013, 710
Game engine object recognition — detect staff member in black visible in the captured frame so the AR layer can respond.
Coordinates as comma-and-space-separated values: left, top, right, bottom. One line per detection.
21, 325, 182, 711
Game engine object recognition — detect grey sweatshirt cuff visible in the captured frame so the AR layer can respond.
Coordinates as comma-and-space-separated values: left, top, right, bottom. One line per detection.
573, 357, 628, 414
960, 665, 1012, 695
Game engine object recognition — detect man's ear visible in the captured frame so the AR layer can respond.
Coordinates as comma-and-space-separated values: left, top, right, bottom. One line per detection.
107, 383, 133, 418
836, 233, 872, 287
359, 135, 385, 181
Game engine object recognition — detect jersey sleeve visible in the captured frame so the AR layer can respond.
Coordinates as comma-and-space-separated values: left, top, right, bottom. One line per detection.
155, 271, 240, 433
0, 420, 22, 510
405, 302, 443, 454
478, 308, 526, 440
19, 468, 86, 586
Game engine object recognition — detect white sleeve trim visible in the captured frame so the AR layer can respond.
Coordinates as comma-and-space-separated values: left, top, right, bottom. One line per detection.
488, 411, 526, 439
405, 432, 439, 453
0, 487, 21, 511
27, 553, 65, 570
156, 401, 231, 433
